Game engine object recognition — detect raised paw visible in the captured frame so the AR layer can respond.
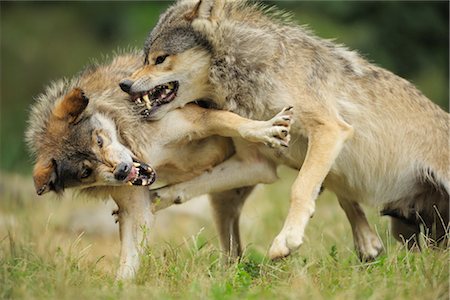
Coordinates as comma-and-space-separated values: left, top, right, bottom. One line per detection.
239, 106, 294, 148
265, 106, 294, 148
268, 227, 303, 260
272, 106, 294, 127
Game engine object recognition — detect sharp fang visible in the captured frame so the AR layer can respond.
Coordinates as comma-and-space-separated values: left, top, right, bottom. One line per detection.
127, 181, 133, 186
136, 98, 142, 104
142, 94, 152, 110
133, 162, 141, 168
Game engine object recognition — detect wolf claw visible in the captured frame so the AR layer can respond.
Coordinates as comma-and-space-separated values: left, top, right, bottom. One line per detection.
112, 209, 120, 224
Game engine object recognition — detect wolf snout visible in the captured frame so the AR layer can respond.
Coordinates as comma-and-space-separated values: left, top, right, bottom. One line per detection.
114, 162, 132, 181
119, 79, 134, 94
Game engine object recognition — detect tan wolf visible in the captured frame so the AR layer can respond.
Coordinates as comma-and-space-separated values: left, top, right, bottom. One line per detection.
25, 51, 293, 279
120, 0, 450, 260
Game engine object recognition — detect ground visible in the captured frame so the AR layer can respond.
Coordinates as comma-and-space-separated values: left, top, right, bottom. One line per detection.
0, 168, 448, 299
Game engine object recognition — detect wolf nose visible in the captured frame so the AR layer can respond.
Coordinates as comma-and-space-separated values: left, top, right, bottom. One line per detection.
119, 79, 134, 94
114, 162, 131, 181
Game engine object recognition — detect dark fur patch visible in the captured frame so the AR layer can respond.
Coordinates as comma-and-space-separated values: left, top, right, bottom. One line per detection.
146, 26, 211, 57
380, 208, 418, 226
144, 1, 211, 58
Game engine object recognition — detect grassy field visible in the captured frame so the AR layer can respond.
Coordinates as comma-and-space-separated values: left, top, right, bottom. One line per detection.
1, 169, 448, 300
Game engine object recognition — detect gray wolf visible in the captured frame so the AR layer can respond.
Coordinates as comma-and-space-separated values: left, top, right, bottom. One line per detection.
25, 51, 293, 279
121, 0, 450, 260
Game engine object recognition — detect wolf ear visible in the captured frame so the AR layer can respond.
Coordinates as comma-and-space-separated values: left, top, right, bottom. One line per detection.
33, 158, 57, 195
186, 0, 224, 22
53, 88, 89, 124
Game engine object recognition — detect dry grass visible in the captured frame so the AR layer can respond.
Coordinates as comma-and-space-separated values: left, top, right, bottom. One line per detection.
1, 168, 448, 299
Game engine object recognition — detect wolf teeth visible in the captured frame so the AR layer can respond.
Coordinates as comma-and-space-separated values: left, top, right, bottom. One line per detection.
133, 162, 141, 168
142, 94, 152, 110
136, 98, 142, 104
140, 164, 150, 172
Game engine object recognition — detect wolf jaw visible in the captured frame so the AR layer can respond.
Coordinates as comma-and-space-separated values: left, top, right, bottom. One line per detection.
129, 160, 157, 186
130, 81, 179, 115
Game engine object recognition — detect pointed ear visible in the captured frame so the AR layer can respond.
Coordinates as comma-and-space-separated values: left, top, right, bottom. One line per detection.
53, 88, 89, 124
33, 158, 57, 195
186, 0, 224, 22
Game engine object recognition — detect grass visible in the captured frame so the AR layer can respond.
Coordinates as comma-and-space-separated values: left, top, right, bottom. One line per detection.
0, 168, 448, 299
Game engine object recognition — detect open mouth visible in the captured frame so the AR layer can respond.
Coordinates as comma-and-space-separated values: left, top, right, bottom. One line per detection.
127, 160, 157, 186
132, 81, 179, 110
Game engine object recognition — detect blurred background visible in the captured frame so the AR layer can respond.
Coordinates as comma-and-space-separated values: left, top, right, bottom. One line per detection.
0, 1, 449, 174
0, 1, 448, 173
0, 1, 449, 288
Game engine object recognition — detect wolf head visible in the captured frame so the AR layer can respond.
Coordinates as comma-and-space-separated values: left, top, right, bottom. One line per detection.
120, 0, 284, 120
26, 86, 156, 195
119, 0, 230, 120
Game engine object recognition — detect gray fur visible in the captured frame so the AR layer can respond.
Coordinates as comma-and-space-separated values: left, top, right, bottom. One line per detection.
135, 0, 449, 255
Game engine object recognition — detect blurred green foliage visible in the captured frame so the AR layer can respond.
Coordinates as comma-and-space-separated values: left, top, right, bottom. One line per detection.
1, 1, 448, 174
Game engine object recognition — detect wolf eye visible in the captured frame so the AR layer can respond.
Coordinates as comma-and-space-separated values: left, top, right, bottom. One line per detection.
80, 167, 92, 179
155, 55, 168, 65
96, 135, 103, 148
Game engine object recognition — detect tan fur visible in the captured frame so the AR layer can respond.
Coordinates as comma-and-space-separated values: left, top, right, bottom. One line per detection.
124, 0, 449, 261
32, 159, 55, 195
26, 51, 292, 279
52, 88, 88, 122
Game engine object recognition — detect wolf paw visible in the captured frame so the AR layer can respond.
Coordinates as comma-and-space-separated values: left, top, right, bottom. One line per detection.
240, 106, 293, 148
150, 188, 185, 212
354, 231, 383, 261
268, 227, 303, 260
111, 209, 120, 224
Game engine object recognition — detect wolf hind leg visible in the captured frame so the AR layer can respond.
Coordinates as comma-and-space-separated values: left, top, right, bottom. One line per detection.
209, 186, 255, 261
390, 217, 421, 249
338, 198, 383, 261
415, 164, 450, 247
420, 189, 449, 248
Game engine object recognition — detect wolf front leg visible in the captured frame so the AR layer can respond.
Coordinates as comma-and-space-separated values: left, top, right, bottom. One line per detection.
151, 143, 278, 212
269, 117, 353, 259
202, 105, 294, 148
171, 104, 293, 148
111, 187, 154, 280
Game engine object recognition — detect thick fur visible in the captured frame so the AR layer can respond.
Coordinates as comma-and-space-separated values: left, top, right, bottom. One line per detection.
25, 51, 293, 279
124, 0, 450, 260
